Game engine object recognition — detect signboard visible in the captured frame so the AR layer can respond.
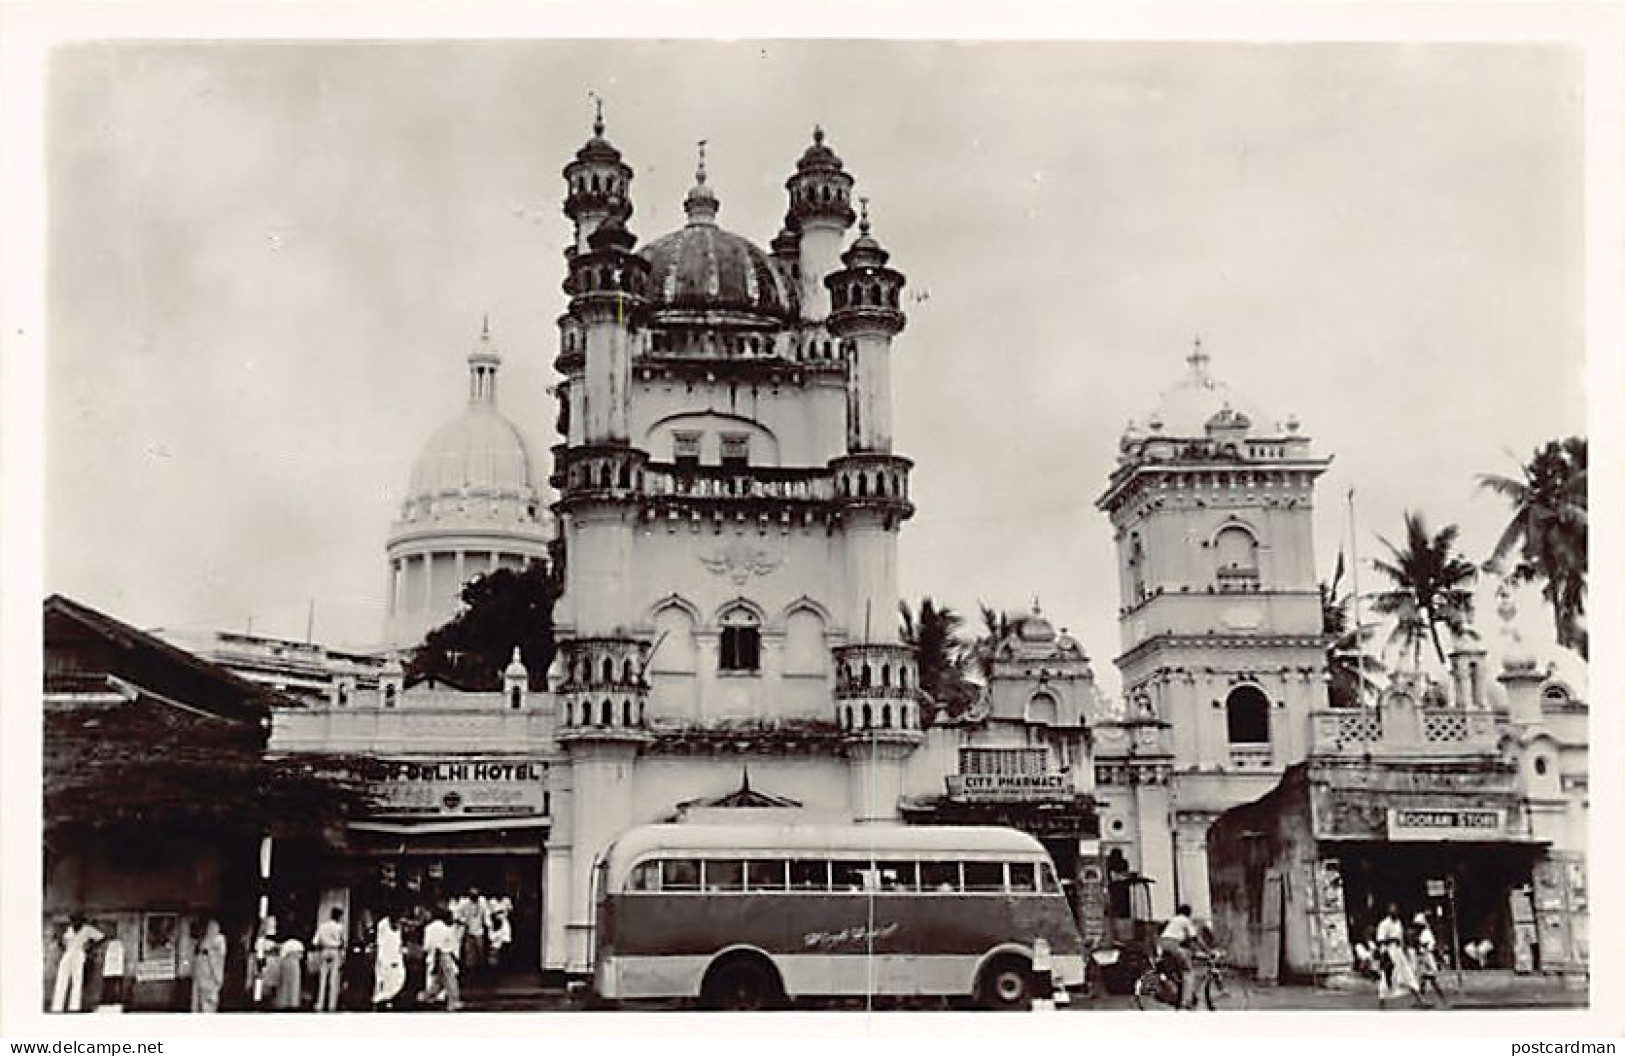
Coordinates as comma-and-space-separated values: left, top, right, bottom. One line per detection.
1386, 808, 1506, 842
371, 758, 548, 817
946, 773, 1071, 802
1426, 879, 1448, 897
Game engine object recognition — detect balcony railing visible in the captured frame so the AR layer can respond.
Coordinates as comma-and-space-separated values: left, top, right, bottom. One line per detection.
642, 465, 836, 503
1311, 706, 1499, 757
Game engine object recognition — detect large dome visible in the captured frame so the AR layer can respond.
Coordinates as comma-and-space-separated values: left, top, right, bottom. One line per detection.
407, 406, 539, 501
637, 161, 798, 320
640, 223, 798, 320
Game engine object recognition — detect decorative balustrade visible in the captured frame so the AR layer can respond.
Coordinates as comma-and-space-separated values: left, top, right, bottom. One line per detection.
1310, 706, 1498, 756
641, 465, 836, 503
555, 636, 652, 741
832, 643, 923, 734
1227, 743, 1275, 770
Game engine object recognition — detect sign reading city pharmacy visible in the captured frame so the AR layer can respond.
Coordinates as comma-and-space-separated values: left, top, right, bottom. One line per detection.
372, 758, 548, 817
946, 773, 1072, 802
1386, 807, 1506, 842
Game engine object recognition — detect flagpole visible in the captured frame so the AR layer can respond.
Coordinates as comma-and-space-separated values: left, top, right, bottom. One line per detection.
1347, 487, 1367, 706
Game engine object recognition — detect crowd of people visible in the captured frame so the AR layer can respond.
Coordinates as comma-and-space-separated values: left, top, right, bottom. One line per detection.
247, 889, 517, 1013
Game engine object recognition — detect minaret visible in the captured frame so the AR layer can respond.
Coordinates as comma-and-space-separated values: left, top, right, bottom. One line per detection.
551, 108, 653, 974
785, 126, 856, 323
823, 201, 921, 819
561, 97, 633, 255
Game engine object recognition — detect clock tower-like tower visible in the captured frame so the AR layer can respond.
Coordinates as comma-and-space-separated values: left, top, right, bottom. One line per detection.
1096, 344, 1331, 917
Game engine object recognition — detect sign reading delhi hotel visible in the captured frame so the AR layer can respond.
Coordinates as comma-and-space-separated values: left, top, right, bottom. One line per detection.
373, 759, 547, 817
1387, 807, 1506, 842
947, 773, 1071, 802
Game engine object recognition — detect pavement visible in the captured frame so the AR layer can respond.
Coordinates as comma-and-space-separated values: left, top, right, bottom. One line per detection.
453, 977, 1587, 1014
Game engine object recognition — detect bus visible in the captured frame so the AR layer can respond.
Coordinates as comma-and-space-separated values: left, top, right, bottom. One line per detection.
590, 822, 1086, 1010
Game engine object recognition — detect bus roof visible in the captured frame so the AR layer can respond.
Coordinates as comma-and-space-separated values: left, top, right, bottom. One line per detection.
604, 823, 1050, 864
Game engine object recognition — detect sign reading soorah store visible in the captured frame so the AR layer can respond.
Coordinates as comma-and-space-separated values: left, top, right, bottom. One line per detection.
373, 758, 548, 817
947, 773, 1071, 802
1387, 807, 1506, 841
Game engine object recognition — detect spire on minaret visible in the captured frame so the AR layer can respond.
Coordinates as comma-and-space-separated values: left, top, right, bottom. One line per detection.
813, 124, 824, 147
590, 91, 605, 137
858, 196, 871, 236
683, 138, 719, 225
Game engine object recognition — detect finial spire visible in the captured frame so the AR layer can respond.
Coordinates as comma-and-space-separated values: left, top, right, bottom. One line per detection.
1187, 335, 1211, 380
481, 312, 490, 341
696, 139, 708, 184
813, 124, 824, 146
858, 196, 871, 235
590, 92, 604, 137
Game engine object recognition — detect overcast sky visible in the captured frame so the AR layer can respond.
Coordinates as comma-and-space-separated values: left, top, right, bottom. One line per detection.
43, 40, 1587, 696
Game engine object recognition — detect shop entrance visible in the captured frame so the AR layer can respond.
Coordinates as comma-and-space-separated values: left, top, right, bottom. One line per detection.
1332, 842, 1539, 970
346, 826, 547, 990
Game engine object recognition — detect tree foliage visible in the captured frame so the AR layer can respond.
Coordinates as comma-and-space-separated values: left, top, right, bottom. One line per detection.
406, 559, 562, 690
1319, 567, 1385, 708
1479, 437, 1588, 659
898, 597, 979, 721
1369, 511, 1478, 672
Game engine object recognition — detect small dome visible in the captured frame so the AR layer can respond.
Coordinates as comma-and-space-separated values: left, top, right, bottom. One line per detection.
1140, 342, 1272, 439
641, 224, 798, 319
407, 407, 538, 501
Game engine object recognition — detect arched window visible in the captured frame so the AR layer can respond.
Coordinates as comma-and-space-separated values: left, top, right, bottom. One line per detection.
623, 658, 636, 685
601, 699, 613, 726
1214, 525, 1259, 586
1226, 685, 1271, 745
509, 686, 522, 710
719, 606, 761, 673
623, 699, 633, 726
1027, 691, 1058, 726
602, 658, 614, 685
383, 684, 397, 708
881, 704, 892, 728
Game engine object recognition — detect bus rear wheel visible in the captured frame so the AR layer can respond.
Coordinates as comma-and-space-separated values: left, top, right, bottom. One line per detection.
701, 958, 782, 1012
978, 956, 1034, 1011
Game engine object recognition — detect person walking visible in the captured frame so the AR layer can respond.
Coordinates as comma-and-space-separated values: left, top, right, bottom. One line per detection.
312, 908, 346, 1012
419, 907, 450, 1007
457, 888, 488, 987
372, 914, 405, 1011
190, 920, 228, 1013
1411, 913, 1448, 1007
433, 907, 463, 1011
50, 915, 104, 1013
1375, 904, 1423, 1009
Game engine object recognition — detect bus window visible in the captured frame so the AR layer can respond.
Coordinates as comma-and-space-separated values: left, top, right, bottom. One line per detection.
1040, 862, 1060, 893
921, 860, 960, 892
745, 859, 788, 891
1008, 862, 1039, 893
628, 860, 661, 892
963, 861, 1006, 892
831, 860, 869, 891
663, 858, 702, 892
876, 862, 919, 891
704, 860, 745, 892
790, 859, 829, 891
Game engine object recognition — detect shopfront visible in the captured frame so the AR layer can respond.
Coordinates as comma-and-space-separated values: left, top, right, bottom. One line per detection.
271, 756, 553, 989
1208, 760, 1580, 982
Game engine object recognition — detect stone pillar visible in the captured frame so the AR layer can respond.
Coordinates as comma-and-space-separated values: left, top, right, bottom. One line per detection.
564, 740, 640, 975
1174, 813, 1215, 919
760, 631, 786, 723
1132, 773, 1176, 919
847, 735, 916, 823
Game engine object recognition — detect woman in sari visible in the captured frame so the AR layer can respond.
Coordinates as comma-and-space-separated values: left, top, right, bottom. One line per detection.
372, 915, 405, 1011
190, 919, 227, 1013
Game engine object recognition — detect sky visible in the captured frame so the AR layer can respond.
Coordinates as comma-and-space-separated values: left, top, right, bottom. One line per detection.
41, 39, 1589, 698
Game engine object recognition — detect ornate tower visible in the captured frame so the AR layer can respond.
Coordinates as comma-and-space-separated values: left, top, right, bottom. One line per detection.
785, 125, 856, 324
1095, 343, 1330, 916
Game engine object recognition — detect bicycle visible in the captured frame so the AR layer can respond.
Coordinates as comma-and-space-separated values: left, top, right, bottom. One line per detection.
1133, 948, 1249, 1010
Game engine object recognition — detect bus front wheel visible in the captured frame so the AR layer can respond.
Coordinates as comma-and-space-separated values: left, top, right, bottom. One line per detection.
978, 956, 1034, 1011
701, 957, 782, 1012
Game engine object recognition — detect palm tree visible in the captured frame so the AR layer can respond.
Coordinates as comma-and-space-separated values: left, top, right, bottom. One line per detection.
968, 602, 1013, 682
1369, 512, 1478, 672
898, 597, 974, 718
1478, 437, 1588, 659
1320, 569, 1386, 708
